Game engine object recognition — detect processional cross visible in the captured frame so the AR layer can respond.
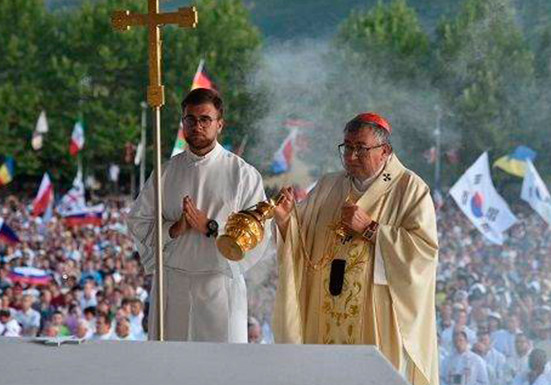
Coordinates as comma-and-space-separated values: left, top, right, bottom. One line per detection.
112, 0, 198, 341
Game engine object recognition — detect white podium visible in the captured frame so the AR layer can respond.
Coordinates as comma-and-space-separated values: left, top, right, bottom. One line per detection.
0, 338, 409, 385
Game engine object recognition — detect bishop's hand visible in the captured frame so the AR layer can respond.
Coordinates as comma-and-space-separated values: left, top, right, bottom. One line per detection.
183, 196, 209, 235
340, 202, 372, 234
273, 186, 295, 237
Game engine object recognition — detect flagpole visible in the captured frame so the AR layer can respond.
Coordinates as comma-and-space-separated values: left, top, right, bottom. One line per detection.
140, 101, 147, 191
152, 105, 164, 341
434, 105, 442, 192
77, 154, 83, 182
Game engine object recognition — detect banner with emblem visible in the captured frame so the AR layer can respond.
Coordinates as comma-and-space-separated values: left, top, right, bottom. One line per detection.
450, 152, 517, 244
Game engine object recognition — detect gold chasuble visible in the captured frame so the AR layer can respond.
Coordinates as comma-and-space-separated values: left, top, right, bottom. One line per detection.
273, 155, 439, 385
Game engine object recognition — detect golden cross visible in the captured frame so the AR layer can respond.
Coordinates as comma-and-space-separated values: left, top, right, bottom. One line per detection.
111, 1, 198, 342
112, 0, 197, 107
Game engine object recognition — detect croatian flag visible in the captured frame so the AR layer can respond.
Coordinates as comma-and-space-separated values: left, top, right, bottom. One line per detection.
9, 267, 52, 286
58, 171, 86, 216
70, 120, 85, 156
450, 152, 517, 244
521, 160, 551, 225
32, 172, 54, 217
271, 130, 297, 174
62, 204, 104, 227
0, 218, 20, 245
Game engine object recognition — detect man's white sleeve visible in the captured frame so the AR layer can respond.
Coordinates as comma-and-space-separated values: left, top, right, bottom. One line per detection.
126, 168, 175, 275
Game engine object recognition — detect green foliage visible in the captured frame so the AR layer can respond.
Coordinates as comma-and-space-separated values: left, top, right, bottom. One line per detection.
332, 0, 438, 183
337, 0, 430, 81
434, 0, 537, 185
0, 0, 261, 192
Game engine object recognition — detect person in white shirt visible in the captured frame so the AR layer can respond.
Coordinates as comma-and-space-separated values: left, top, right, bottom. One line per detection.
90, 313, 113, 341
505, 333, 533, 384
513, 349, 551, 385
493, 314, 522, 358
114, 317, 133, 341
441, 331, 489, 385
79, 280, 98, 310
505, 333, 532, 383
15, 294, 41, 336
442, 308, 477, 352
0, 309, 21, 337
74, 319, 93, 340
127, 88, 269, 342
473, 331, 507, 385
128, 298, 144, 339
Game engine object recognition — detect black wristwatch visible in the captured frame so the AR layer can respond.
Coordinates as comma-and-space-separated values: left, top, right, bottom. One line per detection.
206, 219, 219, 238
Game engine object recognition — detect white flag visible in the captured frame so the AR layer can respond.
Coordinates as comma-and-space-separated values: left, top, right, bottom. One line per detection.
521, 161, 551, 225
57, 171, 86, 216
35, 110, 49, 133
450, 152, 517, 244
134, 142, 143, 166
109, 164, 120, 182
31, 132, 43, 151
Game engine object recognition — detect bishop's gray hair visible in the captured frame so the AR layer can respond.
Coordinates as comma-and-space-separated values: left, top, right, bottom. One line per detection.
343, 119, 391, 145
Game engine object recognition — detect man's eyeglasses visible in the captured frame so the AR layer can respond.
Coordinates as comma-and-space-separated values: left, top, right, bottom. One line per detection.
182, 115, 217, 128
337, 143, 386, 158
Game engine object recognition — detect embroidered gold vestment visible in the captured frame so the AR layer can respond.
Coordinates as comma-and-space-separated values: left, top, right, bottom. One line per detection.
273, 155, 439, 385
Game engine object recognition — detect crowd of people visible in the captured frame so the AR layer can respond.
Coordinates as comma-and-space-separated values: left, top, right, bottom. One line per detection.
1, 193, 551, 383
0, 196, 148, 341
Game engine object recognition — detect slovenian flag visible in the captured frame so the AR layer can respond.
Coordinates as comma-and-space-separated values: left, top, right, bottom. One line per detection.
32, 172, 54, 217
70, 120, 85, 156
191, 59, 216, 91
0, 218, 20, 245
271, 130, 297, 174
0, 157, 15, 187
9, 267, 51, 286
62, 204, 104, 227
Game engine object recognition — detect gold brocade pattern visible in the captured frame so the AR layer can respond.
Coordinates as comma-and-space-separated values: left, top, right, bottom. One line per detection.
321, 238, 370, 345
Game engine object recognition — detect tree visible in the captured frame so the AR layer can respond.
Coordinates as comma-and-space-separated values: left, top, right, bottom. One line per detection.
0, 0, 262, 193
434, 0, 537, 188
336, 0, 430, 82
325, 0, 438, 184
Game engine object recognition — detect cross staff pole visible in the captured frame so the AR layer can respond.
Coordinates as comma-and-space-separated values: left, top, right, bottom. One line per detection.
112, 0, 197, 341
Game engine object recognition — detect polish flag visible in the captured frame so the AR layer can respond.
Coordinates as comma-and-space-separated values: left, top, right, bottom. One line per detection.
70, 120, 85, 156
32, 172, 54, 217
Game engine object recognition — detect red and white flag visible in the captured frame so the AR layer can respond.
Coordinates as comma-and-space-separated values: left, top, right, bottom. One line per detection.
70, 120, 85, 156
32, 172, 54, 217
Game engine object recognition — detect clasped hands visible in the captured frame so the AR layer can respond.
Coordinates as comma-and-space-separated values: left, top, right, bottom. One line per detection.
339, 201, 373, 235
169, 196, 209, 238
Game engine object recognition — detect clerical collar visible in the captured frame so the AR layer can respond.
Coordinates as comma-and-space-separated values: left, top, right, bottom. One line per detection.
186, 142, 222, 163
351, 155, 392, 192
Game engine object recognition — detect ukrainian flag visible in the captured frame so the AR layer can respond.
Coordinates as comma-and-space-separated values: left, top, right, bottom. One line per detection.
493, 146, 537, 177
0, 157, 14, 186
